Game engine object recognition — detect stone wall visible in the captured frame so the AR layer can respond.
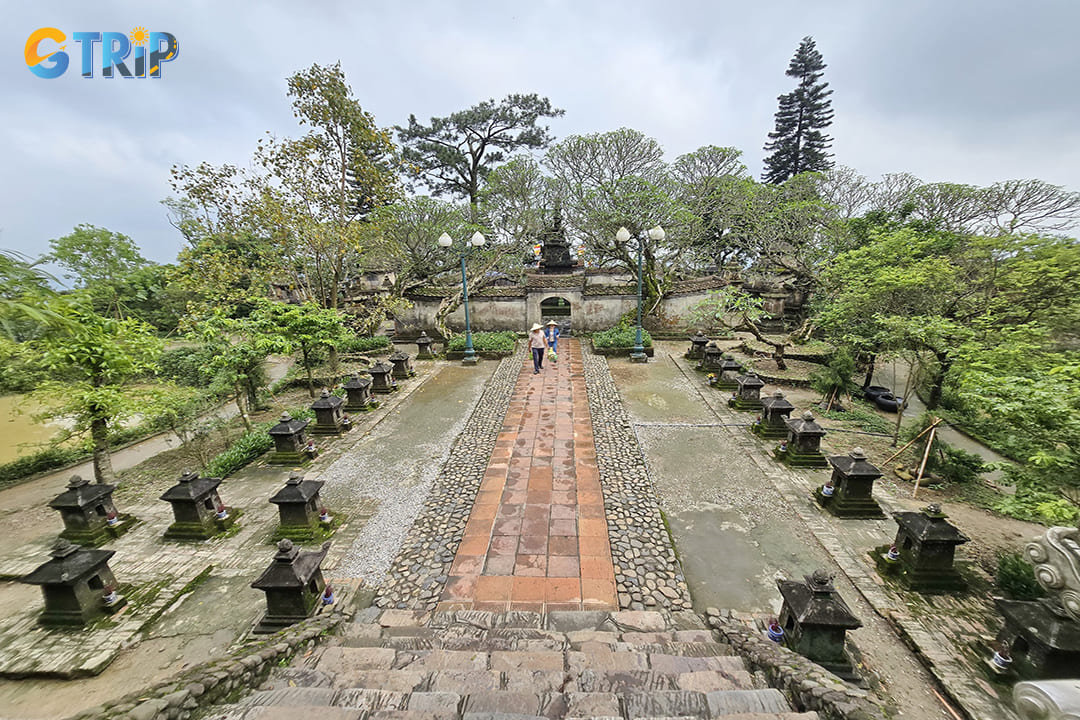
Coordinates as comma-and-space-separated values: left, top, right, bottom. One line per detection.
706, 609, 888, 720
65, 611, 345, 720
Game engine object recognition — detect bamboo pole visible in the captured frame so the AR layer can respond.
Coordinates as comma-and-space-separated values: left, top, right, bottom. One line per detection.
913, 424, 937, 499
882, 418, 941, 467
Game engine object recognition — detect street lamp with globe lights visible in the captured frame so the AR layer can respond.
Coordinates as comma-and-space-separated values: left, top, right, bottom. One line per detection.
437, 230, 486, 365
616, 225, 665, 363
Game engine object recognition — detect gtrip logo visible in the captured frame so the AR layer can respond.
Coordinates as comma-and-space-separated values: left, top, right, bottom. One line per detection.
25, 27, 179, 79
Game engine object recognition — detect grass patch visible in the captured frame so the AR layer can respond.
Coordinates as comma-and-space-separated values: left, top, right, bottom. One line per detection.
592, 324, 653, 349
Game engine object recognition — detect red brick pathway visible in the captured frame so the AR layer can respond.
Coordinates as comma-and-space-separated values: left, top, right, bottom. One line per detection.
437, 338, 618, 612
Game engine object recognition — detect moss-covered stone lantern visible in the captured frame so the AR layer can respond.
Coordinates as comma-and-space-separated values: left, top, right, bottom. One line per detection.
268, 411, 311, 465
753, 391, 795, 439
48, 475, 135, 546
729, 372, 766, 411
343, 374, 378, 412
20, 539, 126, 626
269, 471, 329, 540
777, 569, 862, 680
816, 448, 885, 518
776, 411, 829, 468
160, 470, 236, 540
713, 354, 744, 390
368, 361, 397, 394
389, 349, 415, 379
697, 342, 723, 373
309, 388, 344, 435
878, 503, 969, 593
415, 331, 435, 359
251, 539, 331, 633
685, 331, 709, 360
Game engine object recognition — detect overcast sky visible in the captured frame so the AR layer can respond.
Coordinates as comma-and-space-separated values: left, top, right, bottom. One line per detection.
3, 0, 1079, 264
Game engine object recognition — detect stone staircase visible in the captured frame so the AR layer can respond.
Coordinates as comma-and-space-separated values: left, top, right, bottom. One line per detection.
205, 608, 817, 720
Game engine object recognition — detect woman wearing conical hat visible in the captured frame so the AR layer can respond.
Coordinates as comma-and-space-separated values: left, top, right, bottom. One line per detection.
529, 323, 548, 374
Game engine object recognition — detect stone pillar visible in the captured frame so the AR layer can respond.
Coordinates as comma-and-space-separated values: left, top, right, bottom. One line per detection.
251, 540, 331, 633
776, 411, 828, 468
20, 539, 126, 626
753, 391, 794, 439
415, 331, 434, 359
729, 372, 765, 411
310, 388, 344, 435
685, 331, 709, 360
817, 448, 885, 518
268, 412, 311, 465
776, 569, 862, 681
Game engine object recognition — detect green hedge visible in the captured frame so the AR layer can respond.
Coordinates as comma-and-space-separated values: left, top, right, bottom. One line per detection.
0, 446, 86, 488
203, 407, 314, 478
446, 331, 517, 353
592, 324, 653, 349
339, 335, 391, 353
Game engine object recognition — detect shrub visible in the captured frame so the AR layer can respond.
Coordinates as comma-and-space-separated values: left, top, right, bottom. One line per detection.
935, 445, 986, 484
993, 486, 1080, 525
446, 331, 517, 353
995, 550, 1045, 600
158, 347, 212, 387
0, 446, 86, 487
203, 407, 313, 478
819, 405, 893, 435
592, 324, 653, 349
339, 335, 391, 353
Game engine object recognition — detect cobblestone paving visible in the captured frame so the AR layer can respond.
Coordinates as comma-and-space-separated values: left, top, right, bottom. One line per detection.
668, 349, 1016, 720
436, 339, 618, 613
582, 351, 693, 612
374, 348, 524, 610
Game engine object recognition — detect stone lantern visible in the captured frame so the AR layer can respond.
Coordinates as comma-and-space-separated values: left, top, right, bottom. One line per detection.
777, 569, 862, 680
753, 391, 795, 439
415, 331, 435, 359
368, 361, 398, 394
729, 372, 766, 411
160, 470, 235, 540
777, 411, 829, 467
269, 471, 328, 540
994, 527, 1080, 679
251, 539, 331, 633
20, 539, 125, 626
883, 503, 968, 592
48, 475, 133, 546
389, 349, 415, 379
343, 374, 378, 412
714, 354, 744, 390
685, 331, 709, 360
309, 388, 344, 435
697, 342, 723, 373
268, 412, 311, 465
817, 448, 885, 518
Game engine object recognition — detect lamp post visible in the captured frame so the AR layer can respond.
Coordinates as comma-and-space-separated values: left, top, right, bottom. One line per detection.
438, 230, 486, 366
616, 225, 665, 363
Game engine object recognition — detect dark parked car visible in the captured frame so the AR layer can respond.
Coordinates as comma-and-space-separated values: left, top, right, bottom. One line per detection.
861, 385, 892, 402
875, 392, 904, 412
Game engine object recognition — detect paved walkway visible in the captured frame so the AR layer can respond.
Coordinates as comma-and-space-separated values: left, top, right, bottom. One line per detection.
438, 339, 618, 612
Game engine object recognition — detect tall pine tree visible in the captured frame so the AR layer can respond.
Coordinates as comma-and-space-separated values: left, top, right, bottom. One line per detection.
762, 36, 834, 184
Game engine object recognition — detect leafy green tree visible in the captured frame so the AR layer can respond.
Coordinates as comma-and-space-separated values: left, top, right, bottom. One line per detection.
256, 63, 400, 309
251, 299, 350, 397
187, 309, 287, 430
46, 225, 149, 318
0, 250, 59, 339
37, 301, 162, 483
545, 128, 690, 316
762, 36, 834, 183
398, 94, 564, 208
686, 286, 792, 368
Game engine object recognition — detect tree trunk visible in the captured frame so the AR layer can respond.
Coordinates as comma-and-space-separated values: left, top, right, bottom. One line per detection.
862, 353, 876, 388
927, 351, 952, 410
742, 320, 787, 370
302, 346, 315, 397
234, 381, 253, 432
90, 416, 116, 484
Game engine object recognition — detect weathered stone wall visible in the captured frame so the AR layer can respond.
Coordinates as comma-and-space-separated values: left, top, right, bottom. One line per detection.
706, 609, 889, 720
65, 611, 344, 720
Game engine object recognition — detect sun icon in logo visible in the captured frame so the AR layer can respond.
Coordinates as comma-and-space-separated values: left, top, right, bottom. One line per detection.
129, 26, 149, 46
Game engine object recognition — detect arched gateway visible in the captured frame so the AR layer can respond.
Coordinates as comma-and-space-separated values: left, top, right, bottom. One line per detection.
539, 296, 572, 335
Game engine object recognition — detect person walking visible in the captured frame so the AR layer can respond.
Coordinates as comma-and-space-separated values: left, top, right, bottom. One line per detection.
544, 320, 560, 363
529, 323, 548, 374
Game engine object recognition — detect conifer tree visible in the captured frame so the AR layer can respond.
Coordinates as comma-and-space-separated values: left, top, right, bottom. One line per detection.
762, 36, 834, 184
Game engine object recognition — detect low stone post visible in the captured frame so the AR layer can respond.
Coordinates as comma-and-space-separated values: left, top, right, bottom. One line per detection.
817, 448, 885, 517
160, 470, 237, 540
877, 503, 968, 592
343, 374, 378, 412
268, 412, 311, 465
309, 388, 344, 435
729, 372, 766, 411
389, 349, 415, 379
753, 391, 794, 439
369, 361, 398, 394
697, 342, 723, 373
269, 471, 330, 540
685, 331, 709, 360
776, 569, 862, 680
49, 475, 135, 546
775, 411, 828, 467
415, 331, 434, 359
